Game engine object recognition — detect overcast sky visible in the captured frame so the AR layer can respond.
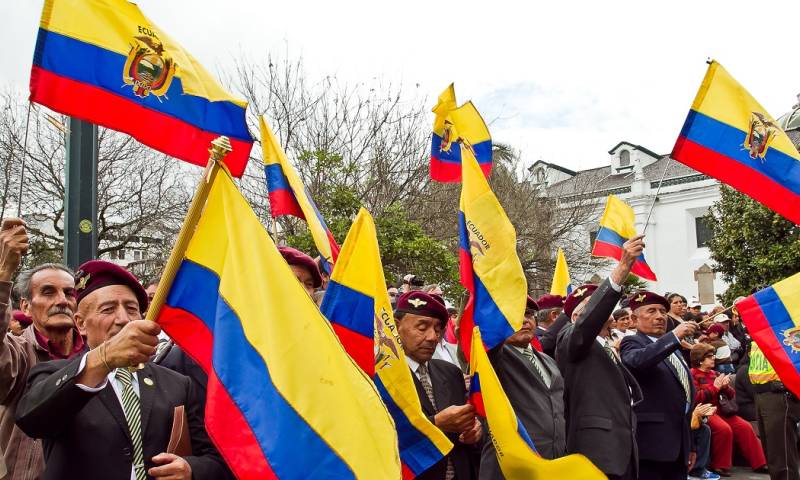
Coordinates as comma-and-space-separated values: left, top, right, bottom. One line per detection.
2, 0, 799, 172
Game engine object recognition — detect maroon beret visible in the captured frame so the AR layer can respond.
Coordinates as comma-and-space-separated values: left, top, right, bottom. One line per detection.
74, 260, 148, 313
526, 296, 539, 312
12, 311, 32, 328
706, 323, 725, 336
627, 291, 670, 312
536, 294, 565, 310
396, 291, 448, 326
564, 284, 598, 317
278, 246, 322, 289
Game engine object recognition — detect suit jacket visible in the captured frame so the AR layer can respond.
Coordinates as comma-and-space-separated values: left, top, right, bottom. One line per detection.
540, 312, 569, 358
411, 359, 478, 480
620, 331, 694, 464
15, 355, 232, 480
555, 279, 642, 477
479, 345, 566, 479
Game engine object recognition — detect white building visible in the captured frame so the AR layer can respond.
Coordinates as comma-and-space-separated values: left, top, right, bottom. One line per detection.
533, 141, 724, 303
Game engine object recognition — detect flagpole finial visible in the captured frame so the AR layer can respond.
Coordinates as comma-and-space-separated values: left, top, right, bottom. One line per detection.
706, 57, 713, 65
209, 136, 233, 162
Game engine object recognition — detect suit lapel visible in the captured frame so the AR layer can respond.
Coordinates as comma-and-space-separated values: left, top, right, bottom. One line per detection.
509, 346, 548, 390
411, 368, 436, 415
97, 380, 132, 443
138, 365, 156, 437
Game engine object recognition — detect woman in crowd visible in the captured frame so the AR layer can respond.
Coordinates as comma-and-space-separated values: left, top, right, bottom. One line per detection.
667, 292, 689, 330
690, 344, 767, 477
704, 324, 735, 374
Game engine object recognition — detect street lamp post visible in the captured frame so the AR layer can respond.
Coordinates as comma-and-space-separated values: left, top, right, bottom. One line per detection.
63, 117, 97, 270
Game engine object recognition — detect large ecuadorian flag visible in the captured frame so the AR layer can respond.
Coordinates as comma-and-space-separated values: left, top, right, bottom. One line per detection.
591, 195, 657, 281
431, 84, 493, 182
459, 144, 527, 358
30, 0, 253, 177
672, 61, 800, 224
321, 208, 453, 479
468, 327, 605, 480
157, 169, 400, 479
261, 117, 340, 272
737, 273, 800, 398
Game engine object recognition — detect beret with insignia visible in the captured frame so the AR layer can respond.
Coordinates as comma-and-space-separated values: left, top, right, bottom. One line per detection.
626, 290, 669, 312
396, 291, 448, 326
75, 260, 148, 313
564, 283, 598, 317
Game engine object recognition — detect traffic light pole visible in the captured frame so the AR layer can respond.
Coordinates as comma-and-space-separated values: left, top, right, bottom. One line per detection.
63, 117, 97, 270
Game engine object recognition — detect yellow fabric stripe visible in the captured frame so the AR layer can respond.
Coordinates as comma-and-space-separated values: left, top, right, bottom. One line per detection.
460, 146, 527, 332
40, 0, 246, 105
690, 61, 799, 159
550, 248, 571, 297
448, 101, 491, 144
599, 195, 637, 238
184, 172, 400, 478
432, 83, 457, 136
260, 117, 335, 263
772, 274, 800, 325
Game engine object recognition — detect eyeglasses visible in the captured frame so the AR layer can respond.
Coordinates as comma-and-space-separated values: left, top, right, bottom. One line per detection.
703, 353, 715, 359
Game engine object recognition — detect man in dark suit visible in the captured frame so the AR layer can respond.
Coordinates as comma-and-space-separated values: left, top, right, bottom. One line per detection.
620, 291, 697, 480
555, 236, 645, 480
480, 298, 566, 479
395, 291, 481, 480
15, 260, 231, 480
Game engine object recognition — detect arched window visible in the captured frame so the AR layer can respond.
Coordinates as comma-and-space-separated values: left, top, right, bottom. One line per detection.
619, 150, 630, 167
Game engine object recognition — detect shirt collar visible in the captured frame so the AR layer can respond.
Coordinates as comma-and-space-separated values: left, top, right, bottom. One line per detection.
511, 345, 532, 356
33, 327, 86, 361
405, 355, 422, 373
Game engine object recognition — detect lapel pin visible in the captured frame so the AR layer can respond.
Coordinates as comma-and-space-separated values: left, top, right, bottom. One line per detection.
143, 377, 154, 387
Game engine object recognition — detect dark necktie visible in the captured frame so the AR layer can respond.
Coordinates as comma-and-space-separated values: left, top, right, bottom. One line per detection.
115, 368, 146, 480
418, 364, 455, 480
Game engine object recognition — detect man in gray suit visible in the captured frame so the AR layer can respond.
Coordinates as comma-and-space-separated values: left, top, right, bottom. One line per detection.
479, 297, 566, 479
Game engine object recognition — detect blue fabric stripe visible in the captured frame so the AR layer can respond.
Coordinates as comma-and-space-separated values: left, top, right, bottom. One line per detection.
679, 110, 800, 195
516, 417, 538, 453
595, 227, 652, 264
472, 273, 515, 350
431, 134, 492, 165
165, 260, 355, 479
373, 376, 443, 475
320, 281, 375, 339
458, 212, 471, 252
264, 164, 294, 194
34, 29, 251, 141
753, 287, 800, 373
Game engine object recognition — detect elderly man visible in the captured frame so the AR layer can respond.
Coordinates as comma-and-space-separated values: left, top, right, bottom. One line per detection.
278, 246, 322, 297
0, 218, 86, 480
620, 291, 697, 480
395, 291, 481, 480
555, 236, 644, 480
15, 260, 231, 480
533, 294, 563, 339
480, 298, 566, 479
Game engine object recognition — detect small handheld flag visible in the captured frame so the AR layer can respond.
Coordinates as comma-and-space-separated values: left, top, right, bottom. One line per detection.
591, 195, 657, 281
459, 144, 527, 358
321, 208, 453, 479
737, 273, 800, 398
261, 117, 340, 272
30, 0, 253, 176
672, 61, 800, 224
469, 327, 605, 479
431, 84, 492, 182
550, 248, 573, 297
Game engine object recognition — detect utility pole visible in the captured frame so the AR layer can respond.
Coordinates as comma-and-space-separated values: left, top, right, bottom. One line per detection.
63, 117, 97, 270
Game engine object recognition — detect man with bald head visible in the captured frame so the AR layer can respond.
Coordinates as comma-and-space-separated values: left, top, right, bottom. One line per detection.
620, 291, 697, 480
16, 260, 231, 480
555, 236, 645, 480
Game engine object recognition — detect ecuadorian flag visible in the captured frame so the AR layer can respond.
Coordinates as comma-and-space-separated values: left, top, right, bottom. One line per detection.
459, 144, 527, 358
672, 61, 800, 224
30, 0, 252, 177
591, 195, 657, 281
550, 247, 573, 297
469, 327, 605, 480
321, 208, 453, 479
157, 168, 400, 479
261, 117, 340, 272
431, 84, 492, 182
737, 273, 800, 398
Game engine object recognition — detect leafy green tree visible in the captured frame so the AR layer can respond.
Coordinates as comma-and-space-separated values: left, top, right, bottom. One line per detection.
708, 186, 800, 303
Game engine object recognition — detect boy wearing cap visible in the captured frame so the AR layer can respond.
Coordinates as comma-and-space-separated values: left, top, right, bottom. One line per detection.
16, 260, 231, 480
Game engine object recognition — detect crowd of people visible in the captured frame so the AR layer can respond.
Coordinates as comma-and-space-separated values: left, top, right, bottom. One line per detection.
0, 217, 798, 480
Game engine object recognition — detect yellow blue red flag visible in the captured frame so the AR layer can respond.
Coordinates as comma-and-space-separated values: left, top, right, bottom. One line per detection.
157, 169, 400, 479
591, 195, 657, 281
321, 208, 453, 479
737, 273, 800, 398
30, 0, 252, 176
459, 144, 527, 358
261, 116, 340, 272
550, 247, 573, 297
468, 327, 605, 480
431, 84, 492, 182
672, 61, 800, 224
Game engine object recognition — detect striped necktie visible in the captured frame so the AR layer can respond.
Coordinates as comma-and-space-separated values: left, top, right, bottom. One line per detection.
417, 364, 455, 480
522, 347, 551, 388
667, 353, 692, 404
115, 368, 146, 480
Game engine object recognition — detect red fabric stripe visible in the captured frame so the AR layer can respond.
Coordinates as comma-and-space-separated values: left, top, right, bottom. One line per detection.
469, 391, 486, 418
530, 336, 543, 352
430, 156, 492, 183
592, 241, 657, 281
268, 189, 305, 218
331, 324, 375, 377
459, 248, 476, 362
156, 308, 276, 479
672, 136, 800, 224
30, 66, 252, 177
401, 462, 416, 480
738, 296, 800, 397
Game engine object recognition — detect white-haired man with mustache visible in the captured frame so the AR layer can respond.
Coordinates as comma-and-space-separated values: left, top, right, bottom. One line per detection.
0, 218, 86, 480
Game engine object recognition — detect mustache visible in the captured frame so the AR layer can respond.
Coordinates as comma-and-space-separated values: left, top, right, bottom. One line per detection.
47, 306, 74, 317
